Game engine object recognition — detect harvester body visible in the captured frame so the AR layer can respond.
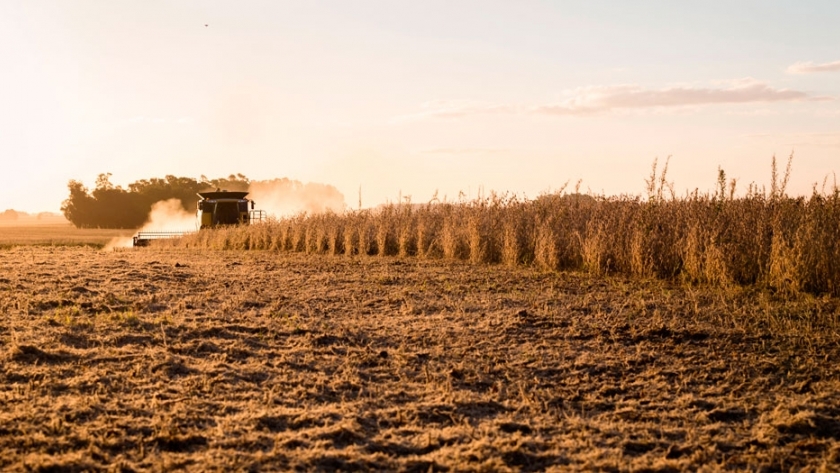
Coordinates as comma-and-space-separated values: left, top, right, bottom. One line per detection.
197, 191, 256, 228
132, 190, 265, 246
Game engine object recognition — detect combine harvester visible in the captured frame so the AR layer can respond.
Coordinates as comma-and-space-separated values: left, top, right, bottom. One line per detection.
132, 190, 266, 247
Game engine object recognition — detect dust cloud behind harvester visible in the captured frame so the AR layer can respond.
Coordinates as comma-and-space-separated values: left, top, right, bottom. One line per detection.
247, 178, 346, 217
105, 198, 197, 250
141, 199, 198, 232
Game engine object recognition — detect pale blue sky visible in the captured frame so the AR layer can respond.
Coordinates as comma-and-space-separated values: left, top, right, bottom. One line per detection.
1, 1, 838, 212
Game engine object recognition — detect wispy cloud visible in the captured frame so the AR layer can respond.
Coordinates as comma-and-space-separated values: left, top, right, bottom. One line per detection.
394, 79, 828, 122
533, 79, 827, 115
786, 60, 840, 74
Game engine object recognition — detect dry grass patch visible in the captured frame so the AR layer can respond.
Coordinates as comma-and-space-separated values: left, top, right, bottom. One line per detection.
0, 224, 133, 249
0, 246, 838, 470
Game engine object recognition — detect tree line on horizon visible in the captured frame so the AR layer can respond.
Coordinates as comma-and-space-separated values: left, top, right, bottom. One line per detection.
61, 173, 253, 229
0, 209, 63, 221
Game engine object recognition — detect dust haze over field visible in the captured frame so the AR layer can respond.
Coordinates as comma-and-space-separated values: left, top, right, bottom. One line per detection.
248, 178, 346, 218
140, 199, 197, 233
105, 199, 197, 250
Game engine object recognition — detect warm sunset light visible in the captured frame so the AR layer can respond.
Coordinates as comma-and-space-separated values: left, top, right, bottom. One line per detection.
4, 3, 840, 471
1, 2, 838, 213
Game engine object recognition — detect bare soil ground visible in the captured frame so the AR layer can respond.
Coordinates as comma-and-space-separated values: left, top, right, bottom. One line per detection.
1, 246, 839, 472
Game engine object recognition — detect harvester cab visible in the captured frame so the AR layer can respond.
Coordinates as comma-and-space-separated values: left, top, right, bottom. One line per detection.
196, 190, 266, 228
131, 190, 266, 246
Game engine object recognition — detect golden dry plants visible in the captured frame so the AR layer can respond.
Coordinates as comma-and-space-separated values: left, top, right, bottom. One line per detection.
172, 157, 840, 299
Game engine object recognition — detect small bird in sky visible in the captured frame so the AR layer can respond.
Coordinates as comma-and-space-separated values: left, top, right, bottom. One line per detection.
204, 24, 209, 27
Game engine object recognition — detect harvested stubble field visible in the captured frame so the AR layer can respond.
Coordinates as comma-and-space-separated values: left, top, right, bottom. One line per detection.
1, 245, 839, 471
0, 223, 133, 249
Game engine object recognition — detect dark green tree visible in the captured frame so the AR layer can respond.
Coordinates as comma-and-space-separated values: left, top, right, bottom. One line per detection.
61, 180, 98, 228
202, 173, 250, 192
